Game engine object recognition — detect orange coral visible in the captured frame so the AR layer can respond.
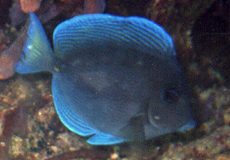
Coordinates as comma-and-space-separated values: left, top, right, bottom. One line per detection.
20, 0, 42, 13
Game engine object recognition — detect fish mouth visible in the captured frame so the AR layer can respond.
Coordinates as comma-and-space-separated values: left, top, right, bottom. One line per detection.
177, 120, 196, 132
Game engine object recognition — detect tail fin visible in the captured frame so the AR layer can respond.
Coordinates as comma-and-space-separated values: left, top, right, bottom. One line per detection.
14, 12, 54, 74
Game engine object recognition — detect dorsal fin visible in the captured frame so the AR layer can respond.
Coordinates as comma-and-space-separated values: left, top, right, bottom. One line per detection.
53, 14, 175, 62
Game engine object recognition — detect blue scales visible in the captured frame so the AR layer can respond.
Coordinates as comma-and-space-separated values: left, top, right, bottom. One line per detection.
14, 12, 196, 145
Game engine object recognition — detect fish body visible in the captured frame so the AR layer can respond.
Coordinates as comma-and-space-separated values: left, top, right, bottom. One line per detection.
15, 12, 195, 145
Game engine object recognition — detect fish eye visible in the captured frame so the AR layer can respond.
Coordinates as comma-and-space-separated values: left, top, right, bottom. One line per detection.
161, 88, 180, 103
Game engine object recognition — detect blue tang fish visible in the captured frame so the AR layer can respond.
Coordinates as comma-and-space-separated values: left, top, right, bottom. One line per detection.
14, 12, 196, 145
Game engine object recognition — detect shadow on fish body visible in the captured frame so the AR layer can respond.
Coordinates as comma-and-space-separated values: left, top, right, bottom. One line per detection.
14, 12, 196, 147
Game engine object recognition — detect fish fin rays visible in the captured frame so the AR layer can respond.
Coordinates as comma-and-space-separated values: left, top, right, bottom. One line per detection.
87, 132, 125, 145
53, 14, 175, 61
52, 73, 96, 136
87, 115, 145, 145
14, 12, 54, 74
